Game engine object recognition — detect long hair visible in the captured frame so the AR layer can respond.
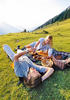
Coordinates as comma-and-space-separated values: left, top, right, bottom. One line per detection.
45, 35, 53, 47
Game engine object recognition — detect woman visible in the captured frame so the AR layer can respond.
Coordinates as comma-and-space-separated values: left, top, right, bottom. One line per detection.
25, 35, 52, 50
25, 35, 53, 57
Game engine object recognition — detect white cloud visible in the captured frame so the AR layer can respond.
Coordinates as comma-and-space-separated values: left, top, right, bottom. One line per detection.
0, 0, 70, 30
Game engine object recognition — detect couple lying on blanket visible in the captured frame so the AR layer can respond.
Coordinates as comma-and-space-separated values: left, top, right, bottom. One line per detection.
14, 35, 70, 87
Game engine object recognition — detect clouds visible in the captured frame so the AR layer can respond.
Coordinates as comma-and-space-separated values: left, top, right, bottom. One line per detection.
0, 0, 70, 30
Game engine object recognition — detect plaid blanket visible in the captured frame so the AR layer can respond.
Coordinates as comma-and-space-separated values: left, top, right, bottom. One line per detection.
52, 49, 70, 60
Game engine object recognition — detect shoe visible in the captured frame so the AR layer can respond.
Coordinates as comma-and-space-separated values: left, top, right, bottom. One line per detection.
21, 46, 26, 50
15, 45, 20, 51
17, 77, 24, 86
17, 45, 20, 49
17, 80, 23, 86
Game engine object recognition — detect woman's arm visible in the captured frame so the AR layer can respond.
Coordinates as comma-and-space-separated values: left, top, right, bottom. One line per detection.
41, 67, 54, 82
34, 40, 40, 50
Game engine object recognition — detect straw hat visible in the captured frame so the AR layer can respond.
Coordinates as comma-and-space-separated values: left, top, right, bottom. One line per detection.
41, 58, 53, 67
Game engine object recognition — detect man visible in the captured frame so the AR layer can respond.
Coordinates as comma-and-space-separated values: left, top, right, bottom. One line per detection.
14, 49, 54, 86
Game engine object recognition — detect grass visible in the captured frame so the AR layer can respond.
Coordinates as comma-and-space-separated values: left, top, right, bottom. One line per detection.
0, 19, 70, 100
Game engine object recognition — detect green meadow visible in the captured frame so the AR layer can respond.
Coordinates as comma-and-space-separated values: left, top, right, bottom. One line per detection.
0, 19, 70, 100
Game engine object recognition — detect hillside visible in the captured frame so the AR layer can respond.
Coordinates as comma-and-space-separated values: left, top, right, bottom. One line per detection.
35, 6, 70, 30
0, 23, 21, 35
0, 19, 70, 100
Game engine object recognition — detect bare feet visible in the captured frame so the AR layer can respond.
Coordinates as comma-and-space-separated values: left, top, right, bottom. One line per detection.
65, 58, 70, 64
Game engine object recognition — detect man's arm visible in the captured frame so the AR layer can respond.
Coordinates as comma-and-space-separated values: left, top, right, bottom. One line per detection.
41, 67, 54, 82
34, 40, 40, 50
14, 48, 36, 62
25, 45, 32, 49
14, 51, 27, 62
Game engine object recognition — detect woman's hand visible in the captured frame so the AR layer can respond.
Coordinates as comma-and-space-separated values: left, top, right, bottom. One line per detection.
28, 48, 36, 53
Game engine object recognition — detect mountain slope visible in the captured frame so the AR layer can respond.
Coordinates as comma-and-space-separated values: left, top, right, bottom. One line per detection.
35, 6, 70, 30
0, 23, 21, 35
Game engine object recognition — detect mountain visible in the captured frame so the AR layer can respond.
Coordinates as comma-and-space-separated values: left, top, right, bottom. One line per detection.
0, 23, 21, 35
34, 6, 70, 30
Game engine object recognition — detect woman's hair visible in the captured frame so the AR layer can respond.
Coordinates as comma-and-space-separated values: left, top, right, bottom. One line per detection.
45, 35, 52, 40
45, 35, 53, 47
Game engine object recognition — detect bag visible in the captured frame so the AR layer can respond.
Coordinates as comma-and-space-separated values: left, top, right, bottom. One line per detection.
24, 68, 42, 88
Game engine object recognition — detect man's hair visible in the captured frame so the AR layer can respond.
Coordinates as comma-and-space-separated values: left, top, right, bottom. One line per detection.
24, 68, 42, 88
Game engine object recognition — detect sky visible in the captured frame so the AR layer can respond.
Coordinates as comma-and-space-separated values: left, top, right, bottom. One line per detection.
0, 0, 70, 31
